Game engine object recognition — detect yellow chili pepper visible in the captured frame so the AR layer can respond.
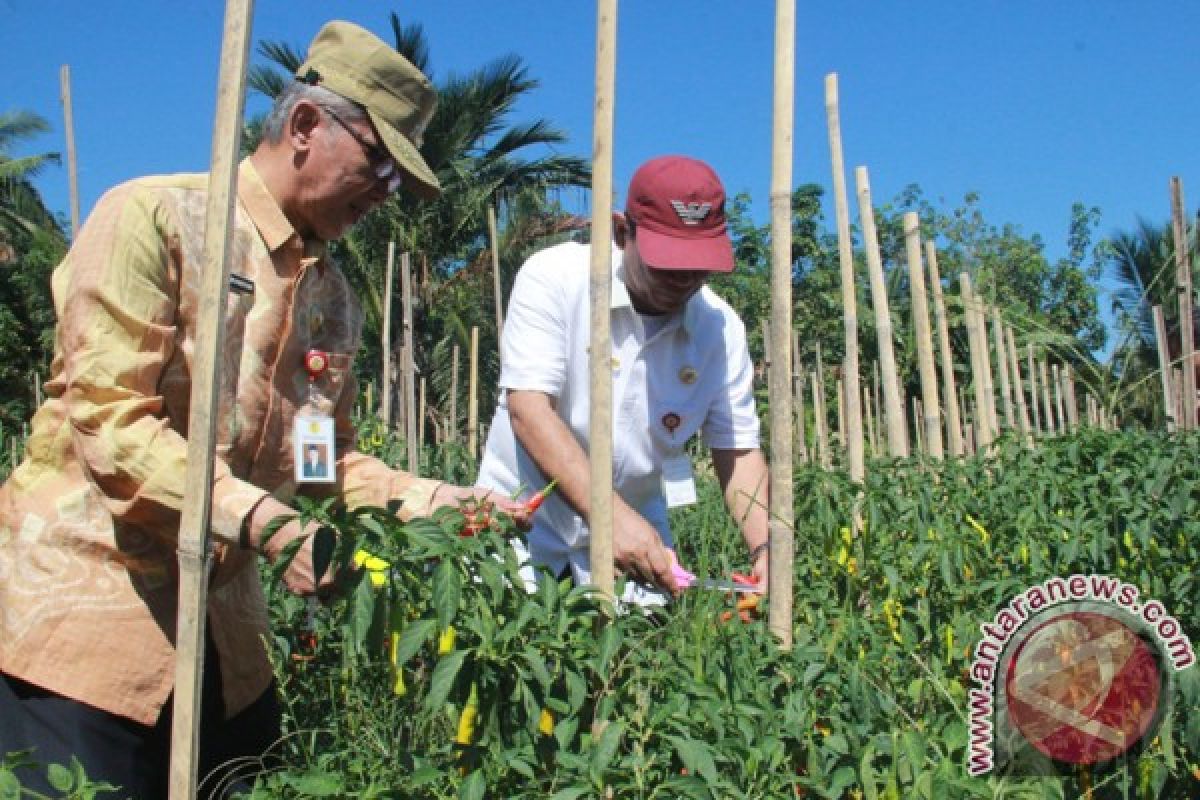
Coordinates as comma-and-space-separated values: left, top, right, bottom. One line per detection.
353, 550, 390, 589
389, 631, 407, 696
438, 626, 457, 655
538, 708, 554, 736
456, 682, 480, 747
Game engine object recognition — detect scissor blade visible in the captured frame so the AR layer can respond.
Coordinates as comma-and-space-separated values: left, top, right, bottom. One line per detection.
692, 579, 761, 594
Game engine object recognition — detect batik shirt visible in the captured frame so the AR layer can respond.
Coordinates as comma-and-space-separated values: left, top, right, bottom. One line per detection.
0, 160, 440, 725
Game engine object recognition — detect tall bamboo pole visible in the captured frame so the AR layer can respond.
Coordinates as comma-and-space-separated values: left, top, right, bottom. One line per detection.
912, 396, 924, 455
58, 65, 81, 239
904, 213, 942, 458
959, 273, 994, 449
1006, 325, 1032, 440
856, 167, 907, 457
1172, 368, 1184, 429
588, 0, 618, 599
1152, 305, 1176, 431
169, 2, 253, 797
766, 0, 796, 646
1027, 343, 1042, 435
1063, 365, 1079, 431
1170, 178, 1195, 430
991, 308, 1015, 430
824, 72, 864, 484
925, 242, 963, 456
1052, 364, 1067, 434
467, 326, 480, 460
1039, 358, 1056, 435
761, 318, 772, 389
380, 241, 395, 426
418, 377, 427, 457
812, 371, 830, 468
449, 343, 460, 443
488, 203, 505, 340
862, 383, 877, 456
872, 361, 882, 453
835, 375, 846, 453
791, 332, 808, 464
402, 253, 417, 473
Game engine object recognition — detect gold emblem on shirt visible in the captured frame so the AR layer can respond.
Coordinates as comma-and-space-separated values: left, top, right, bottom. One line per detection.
679, 366, 697, 385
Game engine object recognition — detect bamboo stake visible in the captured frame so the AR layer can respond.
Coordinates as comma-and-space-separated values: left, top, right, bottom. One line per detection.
1039, 359, 1056, 436
767, 0, 796, 646
964, 420, 976, 455
588, 0, 617, 599
912, 395, 924, 455
58, 65, 81, 239
812, 371, 830, 468
958, 386, 971, 454
872, 361, 882, 453
835, 375, 846, 454
467, 326, 480, 460
1027, 344, 1042, 436
488, 203, 505, 340
762, 318, 772, 389
904, 213, 942, 458
1064, 365, 1079, 431
814, 340, 826, 418
824, 72, 864, 484
1152, 305, 1176, 431
449, 344, 460, 443
856, 166, 907, 457
959, 273, 994, 449
1006, 325, 1032, 441
991, 308, 1015, 430
1170, 178, 1196, 430
169, 2, 253, 797
1173, 368, 1184, 429
862, 383, 877, 456
925, 242, 963, 457
381, 241, 395, 427
791, 332, 808, 464
418, 376, 427, 457
402, 253, 417, 473
1052, 364, 1067, 434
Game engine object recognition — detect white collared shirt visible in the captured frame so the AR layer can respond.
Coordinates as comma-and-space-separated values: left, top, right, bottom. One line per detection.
476, 241, 759, 587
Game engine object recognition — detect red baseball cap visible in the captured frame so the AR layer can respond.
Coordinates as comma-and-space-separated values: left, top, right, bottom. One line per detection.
625, 155, 735, 272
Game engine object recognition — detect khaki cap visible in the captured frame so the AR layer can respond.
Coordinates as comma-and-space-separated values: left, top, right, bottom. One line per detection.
298, 20, 440, 199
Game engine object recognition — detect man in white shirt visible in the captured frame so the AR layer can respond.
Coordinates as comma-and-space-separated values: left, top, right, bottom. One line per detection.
477, 155, 770, 600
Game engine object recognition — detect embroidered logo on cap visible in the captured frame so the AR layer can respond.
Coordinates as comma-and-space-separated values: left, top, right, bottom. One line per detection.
670, 200, 712, 226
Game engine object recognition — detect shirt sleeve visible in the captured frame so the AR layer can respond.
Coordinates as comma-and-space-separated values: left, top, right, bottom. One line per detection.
497, 248, 570, 396
701, 310, 761, 450
57, 184, 267, 546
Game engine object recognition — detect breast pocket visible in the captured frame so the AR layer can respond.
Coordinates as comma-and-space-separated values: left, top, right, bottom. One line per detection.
649, 401, 707, 453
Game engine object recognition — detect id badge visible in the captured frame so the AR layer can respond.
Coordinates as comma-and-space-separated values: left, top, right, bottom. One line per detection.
294, 415, 336, 483
661, 454, 697, 508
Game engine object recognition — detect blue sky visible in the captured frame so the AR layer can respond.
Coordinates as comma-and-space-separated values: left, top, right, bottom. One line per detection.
4, 1, 1199, 348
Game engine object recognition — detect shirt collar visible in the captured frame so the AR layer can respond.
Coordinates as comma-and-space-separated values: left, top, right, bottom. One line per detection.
237, 159, 327, 272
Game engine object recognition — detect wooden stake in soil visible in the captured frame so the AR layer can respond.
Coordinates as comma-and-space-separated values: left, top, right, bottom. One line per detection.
791, 332, 808, 464
467, 326, 480, 460
836, 375, 846, 453
959, 273, 994, 449
1006, 325, 1032, 440
862, 383, 878, 456
904, 213, 942, 458
169, 2, 253, 797
1064, 365, 1079, 431
1039, 358, 1056, 436
380, 241, 396, 427
588, 0, 618, 599
59, 65, 81, 239
488, 203, 505, 340
856, 166, 908, 457
925, 242, 963, 457
912, 395, 925, 455
418, 376, 427, 456
1170, 177, 1196, 430
1027, 343, 1042, 436
402, 253, 417, 473
1152, 304, 1177, 431
767, 0, 796, 646
812, 370, 830, 468
824, 72, 864, 484
1172, 368, 1184, 429
1052, 364, 1067, 434
449, 343, 460, 443
991, 308, 1015, 430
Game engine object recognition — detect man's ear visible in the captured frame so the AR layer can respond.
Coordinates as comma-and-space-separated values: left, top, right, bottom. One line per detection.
612, 211, 629, 249
289, 100, 322, 153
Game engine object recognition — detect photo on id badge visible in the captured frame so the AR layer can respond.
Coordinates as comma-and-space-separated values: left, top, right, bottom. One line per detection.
295, 416, 336, 483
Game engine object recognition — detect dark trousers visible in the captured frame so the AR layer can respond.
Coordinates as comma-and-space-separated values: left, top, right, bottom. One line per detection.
0, 636, 281, 799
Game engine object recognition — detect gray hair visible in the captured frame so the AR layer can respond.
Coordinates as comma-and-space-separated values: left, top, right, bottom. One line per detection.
260, 81, 367, 144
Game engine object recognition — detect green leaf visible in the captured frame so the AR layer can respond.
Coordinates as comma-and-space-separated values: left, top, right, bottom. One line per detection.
547, 789, 590, 800
0, 771, 19, 800
824, 765, 856, 799
393, 619, 437, 666
285, 769, 343, 796
458, 769, 485, 800
666, 735, 719, 786
425, 649, 468, 711
46, 762, 73, 792
348, 571, 377, 651
588, 719, 625, 781
433, 559, 462, 629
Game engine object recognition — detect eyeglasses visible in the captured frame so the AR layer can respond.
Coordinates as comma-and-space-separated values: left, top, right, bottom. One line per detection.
321, 106, 403, 193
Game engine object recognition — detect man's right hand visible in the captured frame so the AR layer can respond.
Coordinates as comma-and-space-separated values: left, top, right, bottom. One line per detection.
612, 503, 679, 594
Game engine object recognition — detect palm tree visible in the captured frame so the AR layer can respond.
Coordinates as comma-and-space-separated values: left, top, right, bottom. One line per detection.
0, 111, 62, 260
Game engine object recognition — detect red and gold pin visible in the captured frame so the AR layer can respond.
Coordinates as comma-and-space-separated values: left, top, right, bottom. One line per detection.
304, 349, 329, 382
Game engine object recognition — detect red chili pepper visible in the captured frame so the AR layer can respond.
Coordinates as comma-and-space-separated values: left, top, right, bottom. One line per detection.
523, 479, 559, 513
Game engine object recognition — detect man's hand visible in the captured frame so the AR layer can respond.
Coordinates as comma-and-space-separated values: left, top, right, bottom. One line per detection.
245, 497, 340, 596
613, 502, 679, 593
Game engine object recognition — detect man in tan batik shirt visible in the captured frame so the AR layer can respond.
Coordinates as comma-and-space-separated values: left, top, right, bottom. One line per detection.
0, 20, 517, 798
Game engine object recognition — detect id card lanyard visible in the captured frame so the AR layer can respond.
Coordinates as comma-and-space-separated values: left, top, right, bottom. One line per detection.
294, 348, 336, 484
